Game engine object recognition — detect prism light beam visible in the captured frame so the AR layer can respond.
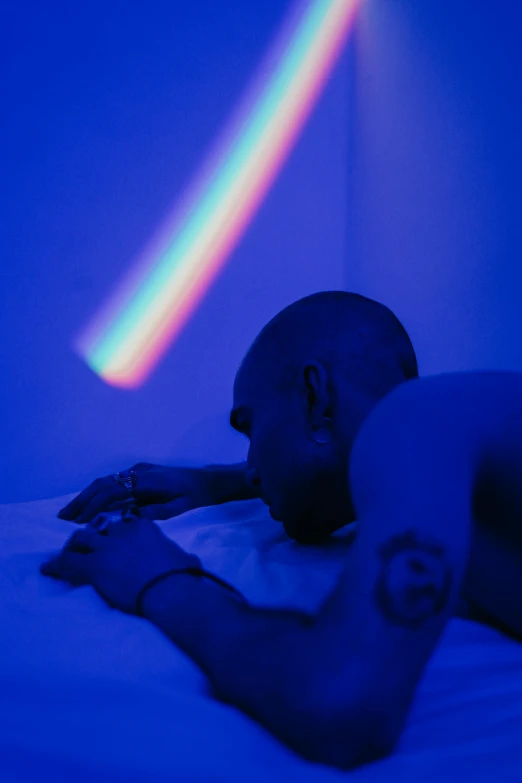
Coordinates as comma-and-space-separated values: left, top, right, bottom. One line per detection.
77, 0, 361, 388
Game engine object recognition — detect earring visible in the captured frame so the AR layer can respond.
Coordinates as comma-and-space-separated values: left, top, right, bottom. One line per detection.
313, 418, 333, 444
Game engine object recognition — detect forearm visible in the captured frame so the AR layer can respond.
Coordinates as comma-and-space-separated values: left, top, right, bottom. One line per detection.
204, 462, 260, 503
140, 573, 320, 749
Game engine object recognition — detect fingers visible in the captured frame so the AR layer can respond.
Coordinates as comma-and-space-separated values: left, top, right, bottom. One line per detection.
58, 464, 153, 522
41, 525, 108, 584
40, 549, 92, 586
139, 496, 193, 521
58, 478, 107, 520
75, 484, 130, 524
58, 476, 130, 522
89, 510, 141, 537
40, 528, 100, 586
58, 463, 178, 522
106, 499, 137, 513
63, 526, 106, 552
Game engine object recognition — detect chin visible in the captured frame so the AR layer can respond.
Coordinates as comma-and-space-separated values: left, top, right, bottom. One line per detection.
269, 506, 282, 522
282, 519, 331, 545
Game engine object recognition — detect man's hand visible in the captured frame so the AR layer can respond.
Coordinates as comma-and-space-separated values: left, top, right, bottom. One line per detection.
58, 463, 251, 524
41, 511, 199, 614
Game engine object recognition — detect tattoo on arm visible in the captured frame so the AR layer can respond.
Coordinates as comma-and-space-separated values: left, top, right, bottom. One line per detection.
375, 530, 453, 628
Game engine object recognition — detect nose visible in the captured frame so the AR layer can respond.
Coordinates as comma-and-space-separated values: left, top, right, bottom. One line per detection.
245, 465, 261, 491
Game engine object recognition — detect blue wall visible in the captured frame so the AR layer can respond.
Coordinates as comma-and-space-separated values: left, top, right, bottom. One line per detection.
1, 1, 350, 501
5, 0, 522, 504
347, 0, 522, 375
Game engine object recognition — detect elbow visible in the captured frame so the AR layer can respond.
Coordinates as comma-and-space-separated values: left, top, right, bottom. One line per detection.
295, 718, 396, 770
280, 697, 398, 770
311, 732, 395, 771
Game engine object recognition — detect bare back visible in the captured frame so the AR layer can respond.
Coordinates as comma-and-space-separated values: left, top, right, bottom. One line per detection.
460, 372, 522, 637
377, 370, 522, 639
305, 370, 522, 763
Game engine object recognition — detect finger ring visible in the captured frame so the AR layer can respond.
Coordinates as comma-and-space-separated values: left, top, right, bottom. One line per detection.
112, 470, 137, 493
90, 504, 139, 535
89, 512, 121, 534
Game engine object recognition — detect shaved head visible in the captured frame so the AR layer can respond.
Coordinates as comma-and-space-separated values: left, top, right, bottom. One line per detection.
232, 292, 418, 543
239, 291, 418, 400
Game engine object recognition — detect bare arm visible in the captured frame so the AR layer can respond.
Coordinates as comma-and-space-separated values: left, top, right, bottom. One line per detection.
59, 461, 259, 523
204, 461, 260, 503
140, 381, 476, 768
140, 564, 386, 768
139, 576, 335, 759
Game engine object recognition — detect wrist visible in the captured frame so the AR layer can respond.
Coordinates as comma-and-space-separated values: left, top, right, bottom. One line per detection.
140, 568, 245, 622
204, 463, 259, 504
140, 570, 200, 621
139, 569, 245, 660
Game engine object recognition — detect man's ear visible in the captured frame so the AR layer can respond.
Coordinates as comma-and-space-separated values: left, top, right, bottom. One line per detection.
301, 362, 333, 444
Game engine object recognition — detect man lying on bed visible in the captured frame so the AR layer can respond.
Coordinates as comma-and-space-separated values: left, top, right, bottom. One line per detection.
41, 292, 522, 770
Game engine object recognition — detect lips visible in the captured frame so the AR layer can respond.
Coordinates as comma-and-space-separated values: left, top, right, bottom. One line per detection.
269, 506, 282, 522
281, 518, 327, 544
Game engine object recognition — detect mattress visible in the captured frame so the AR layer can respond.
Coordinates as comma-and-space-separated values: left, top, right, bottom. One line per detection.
1, 494, 521, 782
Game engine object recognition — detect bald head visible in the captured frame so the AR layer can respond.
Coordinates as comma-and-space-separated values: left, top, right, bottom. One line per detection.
240, 291, 418, 400
232, 292, 418, 543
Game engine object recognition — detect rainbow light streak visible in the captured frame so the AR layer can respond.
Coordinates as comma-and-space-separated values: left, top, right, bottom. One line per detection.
78, 0, 361, 388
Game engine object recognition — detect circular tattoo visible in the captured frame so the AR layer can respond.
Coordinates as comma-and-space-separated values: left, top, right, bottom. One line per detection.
375, 530, 453, 628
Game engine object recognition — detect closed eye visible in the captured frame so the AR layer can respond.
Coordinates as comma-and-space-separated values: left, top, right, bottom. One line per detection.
230, 406, 252, 437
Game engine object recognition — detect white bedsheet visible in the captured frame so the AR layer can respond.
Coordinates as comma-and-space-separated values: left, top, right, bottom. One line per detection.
1, 495, 521, 782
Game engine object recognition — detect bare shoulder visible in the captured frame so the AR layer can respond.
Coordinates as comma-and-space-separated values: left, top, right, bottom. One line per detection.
313, 375, 515, 765
355, 370, 522, 454
349, 370, 522, 513
368, 370, 522, 427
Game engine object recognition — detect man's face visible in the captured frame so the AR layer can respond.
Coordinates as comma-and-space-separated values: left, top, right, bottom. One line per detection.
231, 363, 351, 544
